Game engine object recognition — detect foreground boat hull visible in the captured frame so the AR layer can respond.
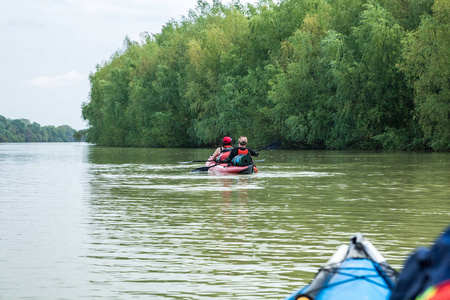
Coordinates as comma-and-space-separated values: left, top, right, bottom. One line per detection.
285, 233, 397, 300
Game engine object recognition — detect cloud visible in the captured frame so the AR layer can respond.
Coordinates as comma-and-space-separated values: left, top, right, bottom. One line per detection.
7, 19, 45, 29
26, 71, 84, 87
67, 0, 175, 17
65, 0, 219, 18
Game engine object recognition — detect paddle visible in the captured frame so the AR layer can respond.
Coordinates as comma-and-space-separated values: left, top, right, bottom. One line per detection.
191, 166, 216, 172
256, 140, 282, 151
179, 159, 213, 164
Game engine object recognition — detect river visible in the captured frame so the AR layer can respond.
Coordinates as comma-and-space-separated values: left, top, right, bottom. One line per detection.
0, 143, 449, 299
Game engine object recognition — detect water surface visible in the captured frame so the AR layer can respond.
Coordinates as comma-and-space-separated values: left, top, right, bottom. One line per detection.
1, 143, 449, 299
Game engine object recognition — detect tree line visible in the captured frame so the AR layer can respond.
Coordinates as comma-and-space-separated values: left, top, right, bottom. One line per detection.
0, 115, 80, 142
82, 0, 449, 150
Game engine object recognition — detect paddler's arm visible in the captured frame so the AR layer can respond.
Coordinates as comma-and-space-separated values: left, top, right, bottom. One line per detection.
222, 148, 238, 163
211, 147, 221, 161
248, 148, 259, 157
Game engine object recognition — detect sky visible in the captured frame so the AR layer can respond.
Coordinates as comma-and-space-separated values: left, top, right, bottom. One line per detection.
0, 0, 255, 130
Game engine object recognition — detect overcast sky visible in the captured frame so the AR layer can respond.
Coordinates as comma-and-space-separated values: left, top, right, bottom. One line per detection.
0, 0, 255, 130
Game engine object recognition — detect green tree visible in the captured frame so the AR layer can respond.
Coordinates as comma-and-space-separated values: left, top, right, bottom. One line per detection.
319, 3, 411, 149
269, 11, 330, 148
399, 0, 450, 150
79, 0, 448, 151
0, 115, 76, 142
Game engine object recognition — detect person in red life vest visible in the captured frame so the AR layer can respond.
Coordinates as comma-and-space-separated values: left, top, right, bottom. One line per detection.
224, 136, 259, 164
210, 136, 234, 162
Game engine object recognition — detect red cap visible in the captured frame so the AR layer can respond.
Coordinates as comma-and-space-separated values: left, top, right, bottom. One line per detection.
223, 136, 232, 144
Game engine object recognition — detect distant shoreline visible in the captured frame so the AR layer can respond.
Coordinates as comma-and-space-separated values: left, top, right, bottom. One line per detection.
0, 115, 85, 143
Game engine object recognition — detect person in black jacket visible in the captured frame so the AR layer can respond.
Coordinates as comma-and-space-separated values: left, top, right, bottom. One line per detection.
224, 136, 258, 164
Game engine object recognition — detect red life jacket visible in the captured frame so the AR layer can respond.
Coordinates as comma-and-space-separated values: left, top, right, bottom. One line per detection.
216, 145, 233, 162
237, 148, 249, 155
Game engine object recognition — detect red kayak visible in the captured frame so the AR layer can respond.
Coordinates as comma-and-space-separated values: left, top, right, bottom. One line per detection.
189, 141, 282, 174
204, 159, 257, 174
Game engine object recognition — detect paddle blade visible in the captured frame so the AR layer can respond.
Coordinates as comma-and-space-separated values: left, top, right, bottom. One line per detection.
191, 166, 211, 172
257, 140, 282, 151
266, 140, 281, 150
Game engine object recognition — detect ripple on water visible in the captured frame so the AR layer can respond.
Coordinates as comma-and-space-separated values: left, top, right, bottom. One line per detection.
2, 145, 448, 299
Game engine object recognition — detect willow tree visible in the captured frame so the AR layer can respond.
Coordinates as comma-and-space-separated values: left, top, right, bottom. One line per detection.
185, 3, 253, 144
269, 9, 331, 148
82, 38, 141, 146
319, 3, 411, 149
80, 0, 448, 150
400, 0, 450, 150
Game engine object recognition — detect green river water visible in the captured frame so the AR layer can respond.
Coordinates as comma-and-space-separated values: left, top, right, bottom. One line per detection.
0, 143, 449, 299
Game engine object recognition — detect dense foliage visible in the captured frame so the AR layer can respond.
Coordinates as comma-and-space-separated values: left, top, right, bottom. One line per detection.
82, 0, 449, 150
0, 115, 78, 142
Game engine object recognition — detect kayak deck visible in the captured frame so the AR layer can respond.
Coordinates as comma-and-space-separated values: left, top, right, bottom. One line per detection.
285, 233, 398, 300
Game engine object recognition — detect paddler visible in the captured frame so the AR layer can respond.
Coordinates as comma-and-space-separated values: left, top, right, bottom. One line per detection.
210, 136, 234, 163
224, 136, 259, 165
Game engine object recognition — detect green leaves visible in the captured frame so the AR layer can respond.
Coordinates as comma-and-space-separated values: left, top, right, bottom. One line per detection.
81, 0, 449, 151
0, 116, 77, 142
399, 0, 450, 150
